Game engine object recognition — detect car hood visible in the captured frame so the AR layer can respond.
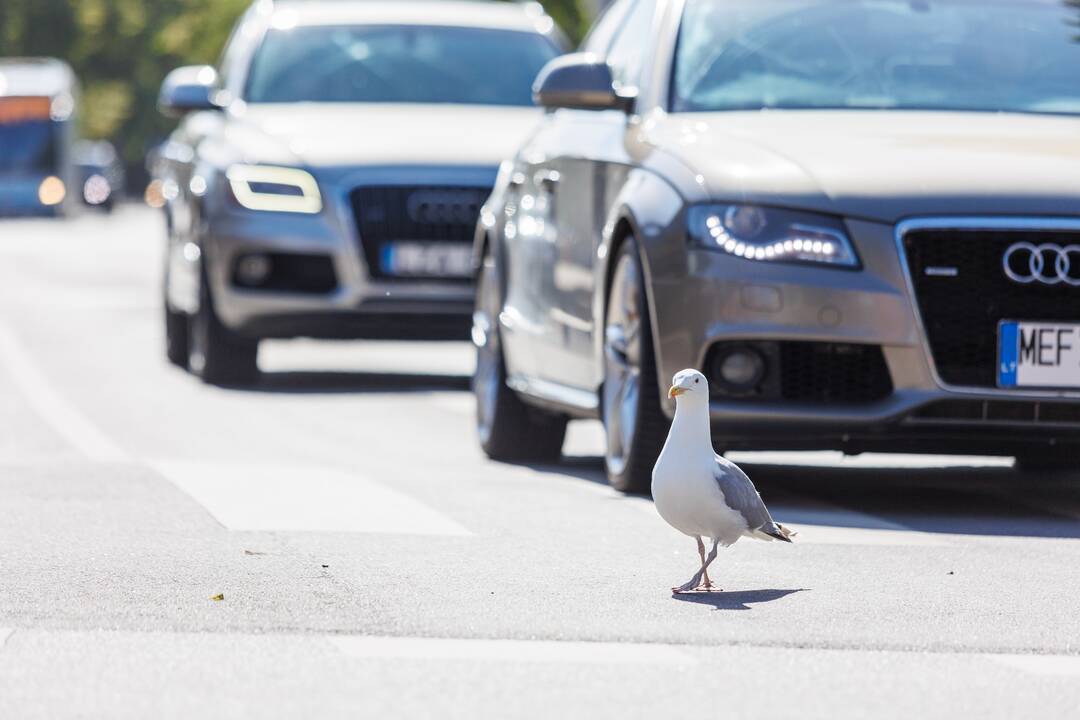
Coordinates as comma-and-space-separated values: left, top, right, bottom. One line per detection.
222, 103, 544, 169
647, 111, 1080, 223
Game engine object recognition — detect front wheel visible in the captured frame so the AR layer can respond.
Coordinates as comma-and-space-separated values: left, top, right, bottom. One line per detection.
473, 248, 567, 462
188, 262, 259, 386
164, 299, 189, 369
601, 239, 669, 494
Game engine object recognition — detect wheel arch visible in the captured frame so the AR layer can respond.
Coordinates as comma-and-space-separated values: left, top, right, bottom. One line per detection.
593, 169, 685, 412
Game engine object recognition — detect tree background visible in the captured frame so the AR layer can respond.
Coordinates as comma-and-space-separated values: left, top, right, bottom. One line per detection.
0, 0, 594, 188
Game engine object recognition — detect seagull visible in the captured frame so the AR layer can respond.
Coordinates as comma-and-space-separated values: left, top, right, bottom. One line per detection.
652, 369, 795, 594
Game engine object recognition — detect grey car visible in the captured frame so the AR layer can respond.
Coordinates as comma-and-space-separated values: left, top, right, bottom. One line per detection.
154, 0, 562, 384
473, 0, 1080, 492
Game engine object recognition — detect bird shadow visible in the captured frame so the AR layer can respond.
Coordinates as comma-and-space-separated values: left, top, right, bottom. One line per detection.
671, 588, 807, 611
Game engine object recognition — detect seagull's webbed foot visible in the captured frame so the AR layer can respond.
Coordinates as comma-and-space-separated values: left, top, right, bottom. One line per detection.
672, 578, 701, 595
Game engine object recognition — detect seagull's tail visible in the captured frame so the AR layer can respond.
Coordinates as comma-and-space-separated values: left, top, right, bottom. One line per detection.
760, 522, 797, 543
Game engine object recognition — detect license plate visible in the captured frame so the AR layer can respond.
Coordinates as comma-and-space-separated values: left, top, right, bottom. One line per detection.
380, 242, 472, 278
998, 321, 1080, 389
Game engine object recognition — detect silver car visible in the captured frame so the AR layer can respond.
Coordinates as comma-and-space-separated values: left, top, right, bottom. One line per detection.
155, 0, 563, 384
473, 0, 1080, 492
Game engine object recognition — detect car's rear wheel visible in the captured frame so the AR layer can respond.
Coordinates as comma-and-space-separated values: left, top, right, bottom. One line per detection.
188, 262, 259, 386
601, 239, 669, 494
474, 247, 567, 462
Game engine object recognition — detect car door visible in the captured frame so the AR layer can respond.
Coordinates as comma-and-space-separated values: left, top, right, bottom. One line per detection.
535, 0, 659, 393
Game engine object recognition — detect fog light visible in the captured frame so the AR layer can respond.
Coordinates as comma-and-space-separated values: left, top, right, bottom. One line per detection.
236, 254, 272, 286
714, 347, 766, 390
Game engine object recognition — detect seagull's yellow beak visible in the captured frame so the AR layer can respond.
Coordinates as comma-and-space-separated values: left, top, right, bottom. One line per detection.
668, 386, 687, 399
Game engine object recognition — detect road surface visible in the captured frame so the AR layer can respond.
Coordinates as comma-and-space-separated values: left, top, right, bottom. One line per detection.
0, 206, 1078, 718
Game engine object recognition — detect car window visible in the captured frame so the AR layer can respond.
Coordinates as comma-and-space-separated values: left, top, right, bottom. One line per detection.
673, 0, 1080, 115
605, 0, 657, 91
582, 0, 636, 55
245, 25, 559, 106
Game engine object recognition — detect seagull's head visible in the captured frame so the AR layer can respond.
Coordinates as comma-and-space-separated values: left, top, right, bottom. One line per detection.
668, 369, 708, 401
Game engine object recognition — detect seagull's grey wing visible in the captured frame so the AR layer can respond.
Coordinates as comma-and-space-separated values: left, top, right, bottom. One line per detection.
712, 455, 779, 533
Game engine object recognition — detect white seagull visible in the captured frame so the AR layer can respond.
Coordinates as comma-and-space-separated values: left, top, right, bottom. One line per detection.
652, 369, 795, 594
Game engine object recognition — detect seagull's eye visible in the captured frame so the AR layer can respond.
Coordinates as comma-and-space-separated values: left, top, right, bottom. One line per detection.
695, 379, 700, 384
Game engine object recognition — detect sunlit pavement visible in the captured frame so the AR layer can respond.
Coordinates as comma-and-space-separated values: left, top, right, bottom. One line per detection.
1, 206, 1079, 719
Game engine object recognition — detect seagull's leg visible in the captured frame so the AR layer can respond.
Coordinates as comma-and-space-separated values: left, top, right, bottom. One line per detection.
695, 537, 715, 591
673, 540, 720, 594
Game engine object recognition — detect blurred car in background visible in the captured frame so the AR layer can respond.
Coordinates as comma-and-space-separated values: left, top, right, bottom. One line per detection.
154, 0, 564, 385
473, 0, 1080, 492
74, 140, 125, 212
0, 58, 78, 217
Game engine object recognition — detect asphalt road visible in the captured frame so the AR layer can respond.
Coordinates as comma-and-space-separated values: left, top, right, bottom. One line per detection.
1, 206, 1079, 719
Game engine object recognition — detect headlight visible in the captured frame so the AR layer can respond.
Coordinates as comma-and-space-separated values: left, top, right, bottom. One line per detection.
687, 204, 858, 268
226, 165, 322, 214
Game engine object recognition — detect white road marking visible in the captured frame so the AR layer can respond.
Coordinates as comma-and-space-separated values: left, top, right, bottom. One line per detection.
150, 460, 471, 536
0, 323, 129, 463
0, 628, 13, 650
989, 654, 1080, 677
728, 451, 1013, 469
769, 497, 951, 547
330, 636, 696, 665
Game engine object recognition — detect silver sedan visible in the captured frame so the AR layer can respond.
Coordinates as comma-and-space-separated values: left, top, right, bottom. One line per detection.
473, 0, 1080, 492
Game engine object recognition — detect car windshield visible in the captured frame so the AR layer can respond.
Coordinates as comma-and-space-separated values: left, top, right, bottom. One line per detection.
0, 120, 57, 174
245, 24, 559, 106
672, 0, 1080, 115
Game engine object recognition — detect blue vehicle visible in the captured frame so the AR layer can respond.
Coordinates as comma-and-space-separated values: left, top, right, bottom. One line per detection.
0, 58, 79, 217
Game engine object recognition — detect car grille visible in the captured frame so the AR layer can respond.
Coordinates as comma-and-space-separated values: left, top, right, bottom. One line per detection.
707, 341, 893, 404
778, 342, 893, 403
349, 185, 488, 281
902, 227, 1080, 388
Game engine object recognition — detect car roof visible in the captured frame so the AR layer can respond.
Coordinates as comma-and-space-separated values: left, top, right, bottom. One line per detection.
268, 0, 553, 33
0, 58, 76, 98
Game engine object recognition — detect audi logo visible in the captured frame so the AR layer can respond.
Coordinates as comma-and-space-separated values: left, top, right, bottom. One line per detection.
406, 190, 484, 225
1002, 242, 1080, 286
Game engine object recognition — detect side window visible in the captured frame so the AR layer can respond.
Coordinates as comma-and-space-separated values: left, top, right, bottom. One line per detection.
582, 0, 635, 55
605, 0, 657, 91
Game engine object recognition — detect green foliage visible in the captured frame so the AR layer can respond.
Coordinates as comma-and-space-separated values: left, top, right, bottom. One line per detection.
0, 0, 596, 182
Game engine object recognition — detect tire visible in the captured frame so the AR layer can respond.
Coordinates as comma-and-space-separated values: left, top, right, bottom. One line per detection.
164, 299, 189, 369
601, 238, 669, 494
1015, 450, 1079, 475
473, 246, 567, 462
188, 261, 259, 386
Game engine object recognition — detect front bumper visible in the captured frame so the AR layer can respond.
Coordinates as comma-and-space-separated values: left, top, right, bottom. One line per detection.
194, 166, 495, 340
649, 217, 1080, 453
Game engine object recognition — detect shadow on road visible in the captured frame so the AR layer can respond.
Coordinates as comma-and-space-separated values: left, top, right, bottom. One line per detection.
671, 588, 807, 611
227, 371, 471, 395
545, 455, 1080, 540
743, 462, 1080, 540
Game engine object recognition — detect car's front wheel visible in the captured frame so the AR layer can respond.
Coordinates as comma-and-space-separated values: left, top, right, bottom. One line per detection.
473, 247, 567, 462
164, 299, 189, 369
601, 238, 669, 494
187, 262, 259, 386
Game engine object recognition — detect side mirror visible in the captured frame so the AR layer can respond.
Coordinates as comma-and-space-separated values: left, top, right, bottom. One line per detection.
533, 53, 635, 113
158, 65, 222, 117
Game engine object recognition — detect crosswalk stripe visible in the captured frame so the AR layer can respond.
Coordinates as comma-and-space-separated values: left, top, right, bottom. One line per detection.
0, 323, 130, 463
150, 460, 471, 536
989, 654, 1080, 677
330, 636, 696, 665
